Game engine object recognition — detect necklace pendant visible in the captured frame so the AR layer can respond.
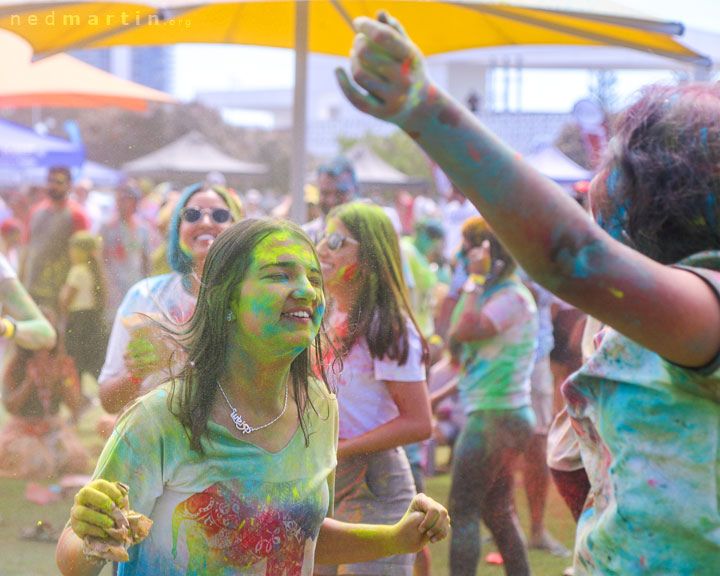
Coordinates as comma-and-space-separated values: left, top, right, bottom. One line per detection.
218, 379, 287, 436
230, 409, 251, 433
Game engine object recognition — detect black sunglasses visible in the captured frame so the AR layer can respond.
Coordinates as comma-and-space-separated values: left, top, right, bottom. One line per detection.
181, 207, 232, 224
318, 231, 357, 251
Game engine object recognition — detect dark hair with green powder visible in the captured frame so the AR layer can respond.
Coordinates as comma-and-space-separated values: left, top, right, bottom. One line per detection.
166, 218, 333, 454
329, 201, 429, 367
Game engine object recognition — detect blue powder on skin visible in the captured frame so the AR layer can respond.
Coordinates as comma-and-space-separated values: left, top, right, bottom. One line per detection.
553, 243, 604, 280
705, 194, 717, 232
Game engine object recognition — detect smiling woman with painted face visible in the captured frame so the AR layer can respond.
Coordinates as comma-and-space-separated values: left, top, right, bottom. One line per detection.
317, 202, 433, 576
56, 219, 449, 576
98, 183, 243, 414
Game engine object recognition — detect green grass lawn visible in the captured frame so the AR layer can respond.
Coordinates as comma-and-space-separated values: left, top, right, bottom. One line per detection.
0, 401, 576, 576
0, 399, 112, 576
425, 463, 576, 576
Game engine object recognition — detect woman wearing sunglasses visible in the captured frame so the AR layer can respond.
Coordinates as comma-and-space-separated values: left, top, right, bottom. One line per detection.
97, 184, 243, 415
316, 202, 433, 576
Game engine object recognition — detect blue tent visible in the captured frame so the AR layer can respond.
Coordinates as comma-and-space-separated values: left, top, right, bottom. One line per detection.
0, 118, 84, 185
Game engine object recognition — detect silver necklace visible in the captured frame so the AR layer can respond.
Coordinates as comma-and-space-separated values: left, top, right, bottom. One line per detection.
216, 379, 288, 434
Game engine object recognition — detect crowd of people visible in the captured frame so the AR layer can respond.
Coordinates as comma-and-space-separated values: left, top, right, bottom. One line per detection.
0, 11, 717, 575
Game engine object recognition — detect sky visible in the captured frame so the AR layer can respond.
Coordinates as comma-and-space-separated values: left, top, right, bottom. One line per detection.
172, 0, 720, 117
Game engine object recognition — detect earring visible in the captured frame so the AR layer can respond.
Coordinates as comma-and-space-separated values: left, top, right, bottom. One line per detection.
226, 310, 236, 322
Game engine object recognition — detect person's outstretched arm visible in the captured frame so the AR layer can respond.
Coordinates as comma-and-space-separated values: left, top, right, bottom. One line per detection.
337, 12, 720, 368
315, 492, 449, 565
0, 276, 56, 350
99, 310, 166, 413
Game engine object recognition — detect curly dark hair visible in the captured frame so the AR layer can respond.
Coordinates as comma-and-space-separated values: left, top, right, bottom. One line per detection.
597, 82, 720, 264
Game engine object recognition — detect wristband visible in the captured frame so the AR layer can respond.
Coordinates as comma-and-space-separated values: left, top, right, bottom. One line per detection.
463, 274, 486, 294
1, 317, 16, 339
428, 334, 443, 346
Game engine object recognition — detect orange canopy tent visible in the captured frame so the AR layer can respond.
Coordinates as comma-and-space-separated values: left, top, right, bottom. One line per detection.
0, 30, 175, 110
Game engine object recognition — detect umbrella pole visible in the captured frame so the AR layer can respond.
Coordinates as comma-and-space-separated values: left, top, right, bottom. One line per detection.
289, 1, 309, 224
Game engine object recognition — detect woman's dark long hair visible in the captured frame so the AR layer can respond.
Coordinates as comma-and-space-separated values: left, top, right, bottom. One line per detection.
165, 218, 333, 454
329, 202, 428, 368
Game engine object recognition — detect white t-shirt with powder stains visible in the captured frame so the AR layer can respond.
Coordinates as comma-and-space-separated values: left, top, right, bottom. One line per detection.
329, 319, 425, 440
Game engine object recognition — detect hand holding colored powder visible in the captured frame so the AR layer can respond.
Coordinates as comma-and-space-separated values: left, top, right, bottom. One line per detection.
125, 334, 159, 381
336, 10, 432, 129
123, 315, 176, 381
72, 479, 152, 563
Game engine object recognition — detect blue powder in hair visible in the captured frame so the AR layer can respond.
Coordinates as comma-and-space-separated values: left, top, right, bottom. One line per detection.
606, 168, 621, 199
705, 194, 718, 233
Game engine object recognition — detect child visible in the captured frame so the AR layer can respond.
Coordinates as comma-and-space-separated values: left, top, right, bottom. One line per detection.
0, 312, 88, 479
60, 231, 107, 381
338, 12, 720, 575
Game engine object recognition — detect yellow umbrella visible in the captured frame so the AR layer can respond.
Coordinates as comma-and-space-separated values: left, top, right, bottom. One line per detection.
0, 0, 708, 219
0, 0, 706, 62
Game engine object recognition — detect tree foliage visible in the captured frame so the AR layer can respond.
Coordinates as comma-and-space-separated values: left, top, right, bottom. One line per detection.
337, 129, 434, 186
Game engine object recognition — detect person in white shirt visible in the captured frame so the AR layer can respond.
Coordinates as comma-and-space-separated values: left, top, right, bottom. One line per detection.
317, 202, 433, 576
